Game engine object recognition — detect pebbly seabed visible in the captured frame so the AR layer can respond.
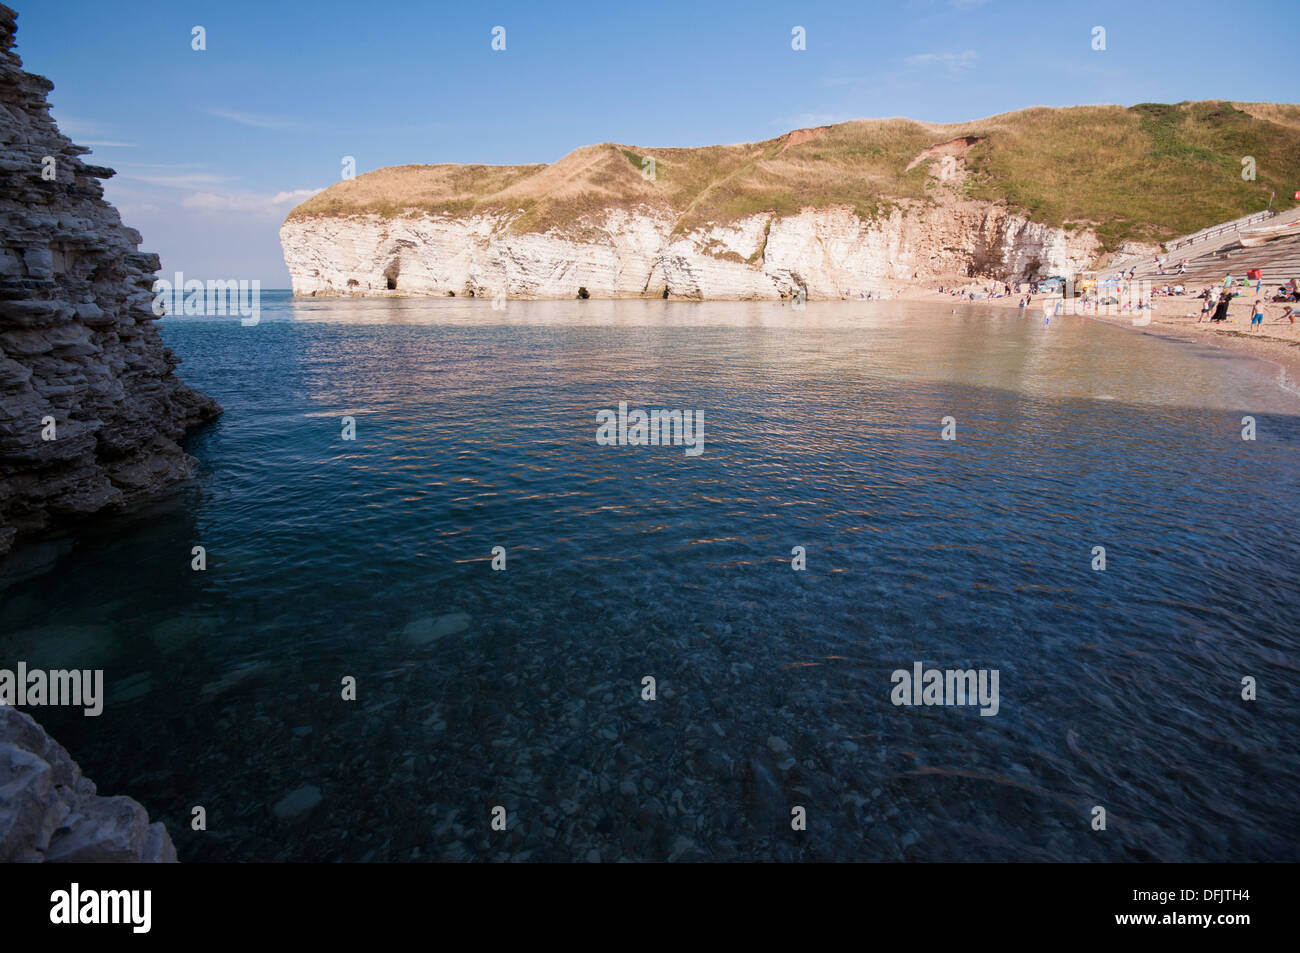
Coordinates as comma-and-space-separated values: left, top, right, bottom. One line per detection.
3, 295, 1298, 862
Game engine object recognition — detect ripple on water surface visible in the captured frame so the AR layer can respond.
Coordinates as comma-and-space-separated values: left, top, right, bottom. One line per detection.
2, 296, 1297, 862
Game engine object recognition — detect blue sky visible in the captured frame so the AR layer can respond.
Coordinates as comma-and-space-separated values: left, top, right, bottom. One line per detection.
15, 0, 1300, 285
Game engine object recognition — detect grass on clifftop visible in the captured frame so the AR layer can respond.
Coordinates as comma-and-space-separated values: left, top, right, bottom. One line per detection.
286, 101, 1300, 249
959, 101, 1300, 246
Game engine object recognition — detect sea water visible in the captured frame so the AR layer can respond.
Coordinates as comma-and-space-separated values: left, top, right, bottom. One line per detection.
2, 292, 1297, 861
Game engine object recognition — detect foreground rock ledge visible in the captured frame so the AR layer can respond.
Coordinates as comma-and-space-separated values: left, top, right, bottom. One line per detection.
0, 2, 221, 555
0, 705, 177, 862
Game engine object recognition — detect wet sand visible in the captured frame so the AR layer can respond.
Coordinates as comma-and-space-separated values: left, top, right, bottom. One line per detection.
904, 283, 1300, 388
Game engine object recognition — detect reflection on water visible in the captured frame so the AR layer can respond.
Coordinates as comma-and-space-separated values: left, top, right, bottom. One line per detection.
2, 293, 1297, 862
284, 293, 1300, 412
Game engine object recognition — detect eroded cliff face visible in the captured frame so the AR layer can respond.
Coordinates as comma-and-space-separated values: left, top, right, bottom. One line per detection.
281, 198, 1101, 301
0, 4, 220, 556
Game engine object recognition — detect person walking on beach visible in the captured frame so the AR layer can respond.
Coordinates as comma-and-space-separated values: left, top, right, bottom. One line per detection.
1199, 289, 1217, 322
1251, 299, 1265, 331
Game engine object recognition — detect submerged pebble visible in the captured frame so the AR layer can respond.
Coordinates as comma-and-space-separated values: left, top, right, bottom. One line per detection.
272, 785, 323, 819
401, 612, 472, 646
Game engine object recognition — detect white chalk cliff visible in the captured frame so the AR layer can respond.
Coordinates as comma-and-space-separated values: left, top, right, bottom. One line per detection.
281, 102, 1300, 300
281, 199, 1100, 301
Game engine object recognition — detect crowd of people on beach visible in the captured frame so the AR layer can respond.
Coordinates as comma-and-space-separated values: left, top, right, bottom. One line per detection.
936, 273, 1299, 331
937, 281, 1021, 301
936, 277, 1158, 314
1196, 277, 1298, 329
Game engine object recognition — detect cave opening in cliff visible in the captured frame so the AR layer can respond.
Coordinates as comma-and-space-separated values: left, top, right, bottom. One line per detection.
384, 259, 399, 291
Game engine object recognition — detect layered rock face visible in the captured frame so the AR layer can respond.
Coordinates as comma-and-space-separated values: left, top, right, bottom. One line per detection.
0, 705, 177, 862
0, 3, 220, 556
281, 200, 1100, 301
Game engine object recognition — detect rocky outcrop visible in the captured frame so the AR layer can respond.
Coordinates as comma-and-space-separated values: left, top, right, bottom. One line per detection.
0, 705, 177, 862
0, 3, 220, 556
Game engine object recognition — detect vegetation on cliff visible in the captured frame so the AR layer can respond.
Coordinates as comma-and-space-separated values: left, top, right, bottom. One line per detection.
287, 101, 1300, 249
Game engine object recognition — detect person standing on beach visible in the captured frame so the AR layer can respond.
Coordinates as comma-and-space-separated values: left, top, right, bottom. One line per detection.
1199, 289, 1217, 322
1251, 298, 1265, 331
1212, 292, 1232, 323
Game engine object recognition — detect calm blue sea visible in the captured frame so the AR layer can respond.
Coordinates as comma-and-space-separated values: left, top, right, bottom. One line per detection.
3, 290, 1298, 861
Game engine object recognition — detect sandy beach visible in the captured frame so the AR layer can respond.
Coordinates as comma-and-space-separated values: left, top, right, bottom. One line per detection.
1088, 298, 1300, 389
902, 282, 1300, 387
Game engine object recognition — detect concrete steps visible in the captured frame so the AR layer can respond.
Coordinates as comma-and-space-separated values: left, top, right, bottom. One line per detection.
1106, 206, 1300, 289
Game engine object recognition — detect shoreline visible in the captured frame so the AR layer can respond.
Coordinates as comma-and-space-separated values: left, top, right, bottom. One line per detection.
901, 283, 1300, 388
894, 280, 1300, 387
1085, 308, 1300, 395
286, 284, 1300, 386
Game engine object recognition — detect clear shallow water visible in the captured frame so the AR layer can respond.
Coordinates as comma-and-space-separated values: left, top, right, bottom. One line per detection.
3, 292, 1298, 862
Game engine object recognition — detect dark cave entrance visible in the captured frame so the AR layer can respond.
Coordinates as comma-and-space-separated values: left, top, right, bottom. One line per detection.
384, 259, 400, 291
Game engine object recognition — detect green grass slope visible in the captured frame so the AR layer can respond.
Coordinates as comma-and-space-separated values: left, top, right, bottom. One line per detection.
286, 101, 1300, 250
